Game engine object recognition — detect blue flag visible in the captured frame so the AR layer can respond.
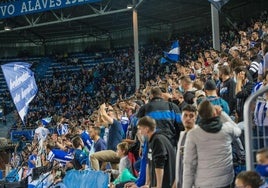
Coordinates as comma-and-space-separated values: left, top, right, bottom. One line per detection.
1, 62, 38, 124
164, 41, 180, 62
208, 0, 230, 11
42, 117, 52, 126
160, 57, 168, 64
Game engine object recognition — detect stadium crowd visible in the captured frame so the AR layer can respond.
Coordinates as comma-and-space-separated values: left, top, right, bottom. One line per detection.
3, 9, 268, 188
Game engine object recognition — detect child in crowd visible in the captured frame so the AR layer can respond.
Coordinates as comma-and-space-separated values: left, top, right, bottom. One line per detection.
72, 136, 90, 170
235, 171, 265, 188
109, 142, 136, 188
256, 148, 268, 183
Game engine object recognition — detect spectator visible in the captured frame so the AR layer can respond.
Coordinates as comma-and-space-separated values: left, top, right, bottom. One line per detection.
109, 142, 135, 188
218, 65, 236, 114
203, 79, 230, 115
173, 104, 197, 188
90, 103, 124, 170
138, 116, 176, 188
183, 100, 241, 188
88, 126, 107, 152
72, 136, 90, 170
74, 126, 93, 155
252, 70, 268, 149
34, 120, 50, 152
235, 171, 265, 188
262, 38, 268, 77
51, 167, 67, 188
137, 87, 183, 146
234, 66, 254, 122
256, 148, 268, 179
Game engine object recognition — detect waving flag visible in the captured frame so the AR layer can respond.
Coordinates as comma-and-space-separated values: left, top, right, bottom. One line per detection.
164, 41, 180, 62
208, 0, 230, 11
160, 57, 168, 64
41, 117, 52, 126
1, 62, 38, 124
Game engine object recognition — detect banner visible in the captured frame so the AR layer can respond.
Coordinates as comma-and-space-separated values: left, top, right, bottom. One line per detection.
0, 0, 102, 19
1, 62, 38, 124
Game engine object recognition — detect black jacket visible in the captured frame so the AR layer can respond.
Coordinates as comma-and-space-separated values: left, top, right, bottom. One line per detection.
137, 97, 183, 146
148, 132, 176, 188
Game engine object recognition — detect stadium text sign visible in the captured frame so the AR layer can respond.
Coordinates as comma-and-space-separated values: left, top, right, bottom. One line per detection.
0, 0, 102, 19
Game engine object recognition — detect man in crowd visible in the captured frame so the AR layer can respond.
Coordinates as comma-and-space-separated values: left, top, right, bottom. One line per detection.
183, 100, 241, 188
173, 105, 197, 188
89, 126, 107, 153
138, 116, 176, 188
137, 87, 183, 147
90, 103, 124, 170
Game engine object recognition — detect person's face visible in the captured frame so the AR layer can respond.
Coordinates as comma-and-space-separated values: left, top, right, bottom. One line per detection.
256, 153, 268, 165
89, 128, 96, 139
206, 57, 212, 63
138, 125, 149, 137
106, 106, 114, 116
182, 110, 196, 130
51, 134, 58, 141
181, 81, 191, 91
241, 46, 248, 53
116, 147, 124, 158
251, 32, 258, 40
211, 51, 217, 58
79, 138, 84, 148
204, 52, 210, 58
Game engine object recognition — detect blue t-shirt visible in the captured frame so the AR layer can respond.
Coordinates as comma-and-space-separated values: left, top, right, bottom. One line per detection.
107, 119, 124, 151
94, 138, 107, 152
74, 149, 90, 168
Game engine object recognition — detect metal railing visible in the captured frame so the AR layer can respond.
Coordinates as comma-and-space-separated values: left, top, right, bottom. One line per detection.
244, 85, 268, 170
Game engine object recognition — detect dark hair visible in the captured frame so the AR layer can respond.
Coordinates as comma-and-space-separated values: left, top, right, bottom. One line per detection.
262, 38, 268, 55
137, 116, 156, 131
198, 100, 214, 119
219, 65, 231, 75
236, 171, 264, 188
150, 87, 163, 97
182, 104, 197, 113
72, 136, 82, 148
234, 66, 246, 74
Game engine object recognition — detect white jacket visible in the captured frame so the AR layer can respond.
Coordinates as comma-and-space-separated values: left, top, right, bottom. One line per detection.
182, 116, 241, 188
